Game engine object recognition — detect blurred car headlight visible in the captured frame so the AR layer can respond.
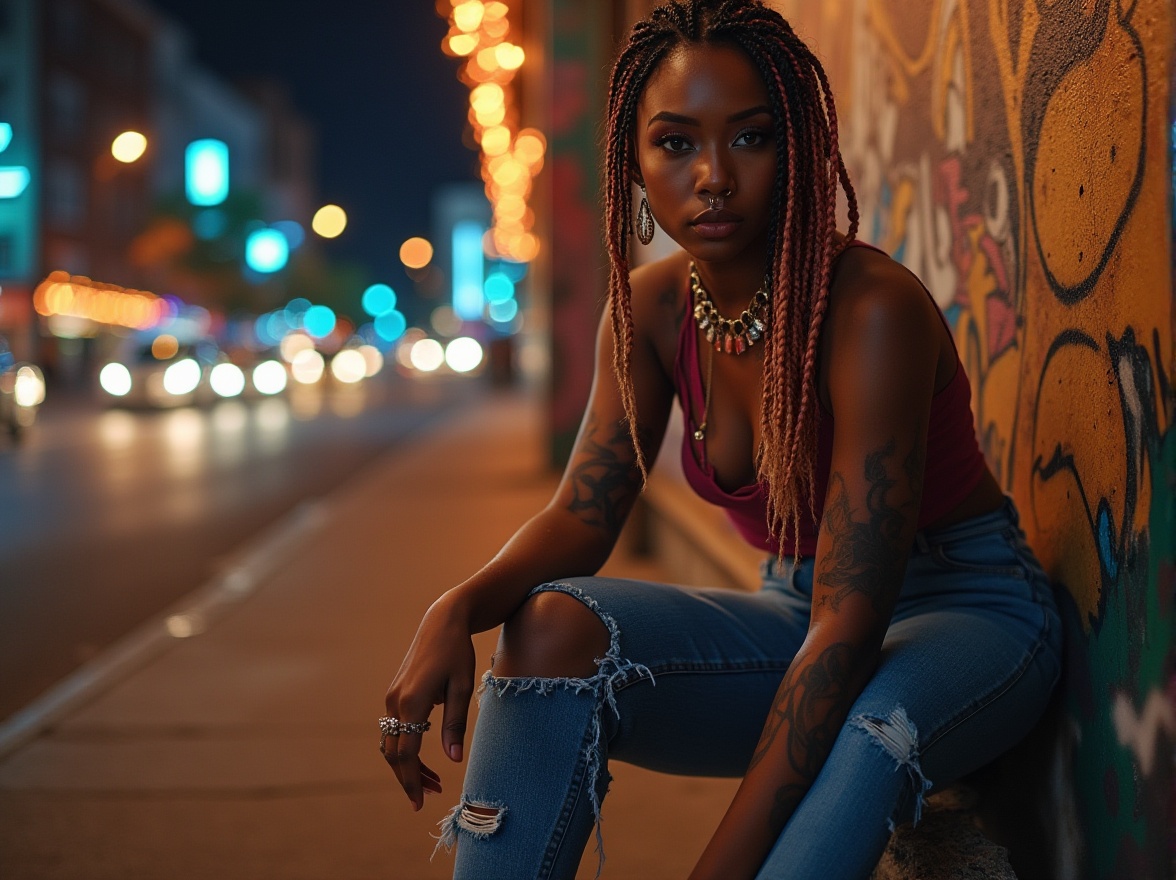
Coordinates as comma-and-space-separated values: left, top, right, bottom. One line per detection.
100, 362, 133, 397
252, 360, 287, 395
162, 358, 202, 396
290, 349, 324, 384
13, 365, 46, 407
330, 349, 366, 384
210, 362, 246, 398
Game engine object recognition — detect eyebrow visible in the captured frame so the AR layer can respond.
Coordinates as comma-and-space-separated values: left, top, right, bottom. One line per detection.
646, 105, 772, 127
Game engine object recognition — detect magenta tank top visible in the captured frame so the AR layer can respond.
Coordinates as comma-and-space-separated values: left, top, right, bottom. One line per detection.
674, 241, 988, 556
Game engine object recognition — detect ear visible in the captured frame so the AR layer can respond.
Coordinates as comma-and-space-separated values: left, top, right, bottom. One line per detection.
629, 163, 645, 189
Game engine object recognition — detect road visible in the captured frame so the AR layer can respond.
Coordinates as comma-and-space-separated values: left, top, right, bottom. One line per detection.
0, 375, 473, 722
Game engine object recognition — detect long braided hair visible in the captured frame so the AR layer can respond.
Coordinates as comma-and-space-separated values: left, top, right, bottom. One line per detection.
603, 0, 859, 557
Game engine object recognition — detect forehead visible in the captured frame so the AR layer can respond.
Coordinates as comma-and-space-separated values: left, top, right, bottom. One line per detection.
638, 42, 770, 118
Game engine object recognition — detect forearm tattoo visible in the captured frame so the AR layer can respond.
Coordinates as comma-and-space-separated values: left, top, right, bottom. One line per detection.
749, 641, 858, 776
816, 436, 923, 612
749, 641, 860, 830
564, 412, 643, 533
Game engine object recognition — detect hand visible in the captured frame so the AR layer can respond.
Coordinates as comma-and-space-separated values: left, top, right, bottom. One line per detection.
383, 592, 477, 811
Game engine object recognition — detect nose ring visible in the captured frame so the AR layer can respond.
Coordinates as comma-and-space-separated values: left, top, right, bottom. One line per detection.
707, 190, 731, 211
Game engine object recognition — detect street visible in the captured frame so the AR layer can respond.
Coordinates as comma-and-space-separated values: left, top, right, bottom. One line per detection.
0, 376, 472, 722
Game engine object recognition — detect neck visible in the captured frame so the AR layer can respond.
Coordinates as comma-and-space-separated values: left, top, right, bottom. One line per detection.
691, 260, 767, 312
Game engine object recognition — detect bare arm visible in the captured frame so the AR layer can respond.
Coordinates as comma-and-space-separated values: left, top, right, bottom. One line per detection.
385, 274, 676, 808
689, 276, 941, 879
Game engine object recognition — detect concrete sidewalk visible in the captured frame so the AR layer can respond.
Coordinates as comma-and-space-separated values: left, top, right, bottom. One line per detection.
0, 389, 738, 880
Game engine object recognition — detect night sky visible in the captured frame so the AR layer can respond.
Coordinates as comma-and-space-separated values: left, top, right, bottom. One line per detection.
147, 0, 478, 305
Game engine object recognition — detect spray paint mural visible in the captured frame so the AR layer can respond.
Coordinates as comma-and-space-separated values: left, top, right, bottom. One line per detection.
773, 0, 1175, 876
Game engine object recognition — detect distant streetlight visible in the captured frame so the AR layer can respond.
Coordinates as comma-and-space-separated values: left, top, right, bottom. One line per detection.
312, 204, 347, 239
111, 131, 148, 163
399, 237, 434, 270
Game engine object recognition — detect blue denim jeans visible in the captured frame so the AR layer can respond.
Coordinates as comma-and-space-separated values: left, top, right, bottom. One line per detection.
436, 498, 1062, 879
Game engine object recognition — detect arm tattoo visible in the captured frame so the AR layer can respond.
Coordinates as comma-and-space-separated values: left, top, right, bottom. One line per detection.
816, 436, 923, 612
749, 642, 862, 833
565, 412, 643, 533
749, 641, 858, 775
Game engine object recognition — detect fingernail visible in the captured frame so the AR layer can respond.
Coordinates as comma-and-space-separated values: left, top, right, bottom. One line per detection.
449, 743, 462, 762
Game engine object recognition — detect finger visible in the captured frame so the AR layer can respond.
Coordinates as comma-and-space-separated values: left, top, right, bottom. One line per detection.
442, 676, 473, 763
397, 733, 426, 811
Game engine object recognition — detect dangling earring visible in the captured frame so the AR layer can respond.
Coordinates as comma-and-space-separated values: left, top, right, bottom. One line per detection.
636, 186, 654, 245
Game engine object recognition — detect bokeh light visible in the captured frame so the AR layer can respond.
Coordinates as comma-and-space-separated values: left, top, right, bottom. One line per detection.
399, 237, 434, 269
362, 283, 397, 317
162, 359, 201, 396
210, 363, 246, 398
152, 334, 179, 360
330, 349, 367, 384
252, 360, 288, 395
312, 204, 347, 238
245, 229, 290, 273
375, 309, 407, 342
280, 332, 315, 362
483, 273, 514, 304
100, 363, 132, 397
410, 338, 445, 372
488, 299, 518, 323
302, 305, 337, 338
357, 345, 384, 377
111, 131, 147, 163
453, 0, 485, 32
290, 349, 325, 384
185, 139, 229, 206
445, 337, 484, 373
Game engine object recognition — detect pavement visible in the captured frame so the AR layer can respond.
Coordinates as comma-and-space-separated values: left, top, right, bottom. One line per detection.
0, 388, 739, 880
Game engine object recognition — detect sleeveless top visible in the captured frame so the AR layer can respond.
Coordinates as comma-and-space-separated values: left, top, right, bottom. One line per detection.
674, 241, 988, 556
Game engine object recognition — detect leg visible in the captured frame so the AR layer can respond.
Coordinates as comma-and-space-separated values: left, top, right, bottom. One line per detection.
439, 573, 814, 879
756, 504, 1063, 879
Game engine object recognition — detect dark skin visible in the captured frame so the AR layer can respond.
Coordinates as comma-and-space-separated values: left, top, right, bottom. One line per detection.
384, 41, 1005, 877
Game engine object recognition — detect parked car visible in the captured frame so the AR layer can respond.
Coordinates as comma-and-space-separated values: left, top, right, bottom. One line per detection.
0, 334, 46, 442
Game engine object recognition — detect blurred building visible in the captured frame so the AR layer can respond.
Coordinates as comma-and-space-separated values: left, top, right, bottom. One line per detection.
0, 0, 318, 381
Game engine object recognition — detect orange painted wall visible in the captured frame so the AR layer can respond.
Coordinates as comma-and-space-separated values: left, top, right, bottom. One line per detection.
770, 1, 1175, 875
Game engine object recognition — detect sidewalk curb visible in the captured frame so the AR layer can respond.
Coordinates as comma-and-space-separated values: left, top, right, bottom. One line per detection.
0, 500, 329, 762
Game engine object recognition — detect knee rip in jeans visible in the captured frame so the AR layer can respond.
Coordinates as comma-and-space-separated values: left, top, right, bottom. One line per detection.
433, 798, 506, 856
851, 706, 933, 832
433, 582, 654, 875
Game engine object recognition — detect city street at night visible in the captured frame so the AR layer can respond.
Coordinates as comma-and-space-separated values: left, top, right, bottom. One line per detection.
0, 376, 471, 722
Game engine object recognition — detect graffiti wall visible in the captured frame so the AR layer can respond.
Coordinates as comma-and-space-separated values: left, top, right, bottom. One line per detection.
772, 0, 1176, 876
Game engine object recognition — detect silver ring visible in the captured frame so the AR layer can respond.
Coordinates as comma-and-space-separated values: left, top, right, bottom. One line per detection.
379, 715, 431, 745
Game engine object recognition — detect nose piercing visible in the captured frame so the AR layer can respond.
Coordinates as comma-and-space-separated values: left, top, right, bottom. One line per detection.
707, 190, 731, 211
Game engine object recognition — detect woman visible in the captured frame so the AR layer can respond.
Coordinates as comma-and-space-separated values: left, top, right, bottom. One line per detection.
383, 2, 1062, 877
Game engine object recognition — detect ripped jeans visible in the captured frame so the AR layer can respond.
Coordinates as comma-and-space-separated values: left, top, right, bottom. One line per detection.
436, 498, 1063, 879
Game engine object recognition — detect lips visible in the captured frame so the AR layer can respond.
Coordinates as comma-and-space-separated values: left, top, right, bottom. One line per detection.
690, 208, 743, 240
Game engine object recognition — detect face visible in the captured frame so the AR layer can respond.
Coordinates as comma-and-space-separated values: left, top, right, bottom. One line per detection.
635, 42, 777, 267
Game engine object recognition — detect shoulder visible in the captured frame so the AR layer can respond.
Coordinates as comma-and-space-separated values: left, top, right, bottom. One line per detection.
625, 251, 692, 363
818, 244, 943, 410
823, 244, 941, 354
628, 251, 691, 325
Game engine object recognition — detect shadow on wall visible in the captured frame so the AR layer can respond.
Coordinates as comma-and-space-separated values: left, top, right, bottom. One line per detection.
772, 0, 1175, 877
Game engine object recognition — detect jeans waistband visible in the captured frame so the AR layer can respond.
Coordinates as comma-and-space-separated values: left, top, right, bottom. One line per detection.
762, 497, 1020, 575
910, 496, 1019, 554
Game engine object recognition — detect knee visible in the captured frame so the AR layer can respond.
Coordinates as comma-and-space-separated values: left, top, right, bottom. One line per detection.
493, 590, 611, 679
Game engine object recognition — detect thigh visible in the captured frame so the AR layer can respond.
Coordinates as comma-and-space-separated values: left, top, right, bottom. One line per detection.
530, 575, 811, 777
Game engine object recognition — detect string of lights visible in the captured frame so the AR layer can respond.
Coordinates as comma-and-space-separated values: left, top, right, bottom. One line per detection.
437, 0, 545, 264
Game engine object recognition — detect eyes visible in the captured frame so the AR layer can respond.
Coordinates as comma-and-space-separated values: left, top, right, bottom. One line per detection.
652, 128, 772, 154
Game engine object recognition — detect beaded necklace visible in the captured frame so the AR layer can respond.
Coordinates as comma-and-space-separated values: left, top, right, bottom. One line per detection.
690, 262, 770, 355
689, 264, 770, 442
